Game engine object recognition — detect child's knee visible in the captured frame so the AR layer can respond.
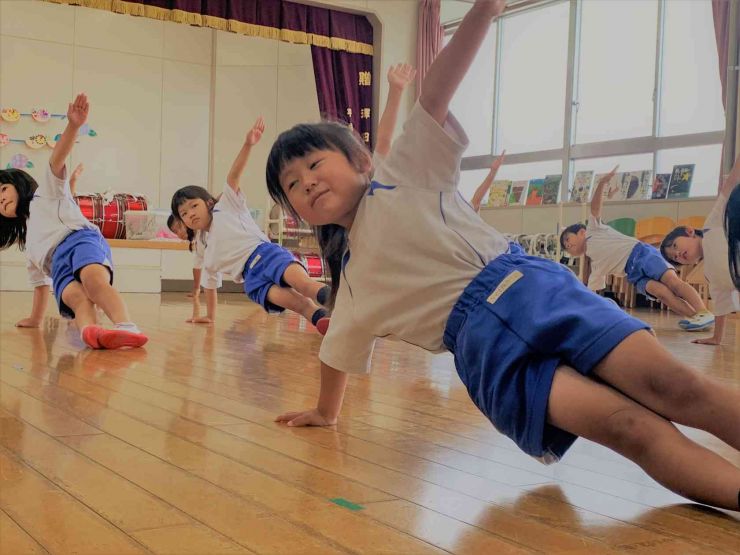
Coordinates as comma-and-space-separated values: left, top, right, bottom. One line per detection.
61, 284, 87, 307
648, 365, 704, 406
602, 408, 654, 457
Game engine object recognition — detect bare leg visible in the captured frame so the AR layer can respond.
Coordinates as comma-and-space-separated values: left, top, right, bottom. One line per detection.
661, 270, 708, 314
282, 263, 326, 303
548, 366, 740, 509
60, 281, 97, 329
265, 285, 322, 322
78, 264, 130, 324
594, 330, 740, 449
644, 280, 694, 317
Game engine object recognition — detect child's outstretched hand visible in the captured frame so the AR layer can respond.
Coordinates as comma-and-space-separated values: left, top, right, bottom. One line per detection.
246, 116, 265, 146
275, 408, 337, 427
490, 150, 506, 173
387, 63, 417, 91
67, 93, 89, 129
599, 165, 619, 186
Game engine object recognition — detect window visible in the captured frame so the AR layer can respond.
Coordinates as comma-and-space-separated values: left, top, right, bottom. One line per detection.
575, 0, 658, 143
659, 0, 725, 136
447, 25, 496, 156
497, 1, 570, 153
444, 0, 727, 200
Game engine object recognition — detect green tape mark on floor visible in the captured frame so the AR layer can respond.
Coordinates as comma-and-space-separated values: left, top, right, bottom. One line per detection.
329, 497, 364, 511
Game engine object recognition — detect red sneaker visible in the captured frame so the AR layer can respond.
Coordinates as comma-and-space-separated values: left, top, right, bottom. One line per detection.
97, 328, 148, 349
81, 325, 103, 349
315, 317, 330, 336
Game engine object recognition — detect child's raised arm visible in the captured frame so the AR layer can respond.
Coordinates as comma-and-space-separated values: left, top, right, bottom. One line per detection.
419, 0, 506, 126
590, 165, 618, 220
720, 153, 740, 197
50, 94, 88, 180
471, 151, 506, 213
226, 116, 265, 193
375, 63, 417, 158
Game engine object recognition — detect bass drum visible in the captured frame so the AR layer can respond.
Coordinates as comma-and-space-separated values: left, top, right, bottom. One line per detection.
75, 193, 148, 239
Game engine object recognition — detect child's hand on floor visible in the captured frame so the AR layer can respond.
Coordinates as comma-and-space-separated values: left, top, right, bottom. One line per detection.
15, 317, 41, 328
275, 408, 337, 427
187, 316, 214, 324
692, 337, 721, 346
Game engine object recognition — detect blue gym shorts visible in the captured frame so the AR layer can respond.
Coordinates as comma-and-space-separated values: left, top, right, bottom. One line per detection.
242, 242, 304, 313
51, 228, 113, 319
625, 242, 674, 297
443, 248, 649, 463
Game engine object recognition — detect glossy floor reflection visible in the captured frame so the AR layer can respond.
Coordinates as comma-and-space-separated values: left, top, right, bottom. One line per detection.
0, 291, 738, 554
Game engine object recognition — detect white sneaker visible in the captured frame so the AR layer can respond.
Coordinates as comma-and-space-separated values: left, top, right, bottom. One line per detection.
679, 311, 715, 331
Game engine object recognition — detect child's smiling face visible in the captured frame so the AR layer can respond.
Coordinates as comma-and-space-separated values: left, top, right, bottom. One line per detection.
279, 149, 371, 228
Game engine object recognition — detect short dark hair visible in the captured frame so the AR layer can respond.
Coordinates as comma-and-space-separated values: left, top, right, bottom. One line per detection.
265, 121, 370, 309
660, 226, 704, 263
559, 223, 586, 250
726, 185, 739, 289
0, 169, 38, 250
170, 185, 216, 245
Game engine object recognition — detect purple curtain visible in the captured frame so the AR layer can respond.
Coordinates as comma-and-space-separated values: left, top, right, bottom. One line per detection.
310, 9, 374, 148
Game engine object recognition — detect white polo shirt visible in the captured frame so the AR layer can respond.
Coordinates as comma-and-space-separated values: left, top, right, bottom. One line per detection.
702, 191, 739, 316
318, 102, 509, 374
25, 163, 98, 287
584, 215, 637, 291
192, 231, 222, 289
203, 185, 268, 283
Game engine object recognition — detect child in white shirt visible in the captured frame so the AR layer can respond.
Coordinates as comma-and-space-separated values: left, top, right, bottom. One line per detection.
265, 0, 740, 511
661, 154, 740, 345
0, 94, 147, 349
561, 168, 714, 331
170, 118, 330, 334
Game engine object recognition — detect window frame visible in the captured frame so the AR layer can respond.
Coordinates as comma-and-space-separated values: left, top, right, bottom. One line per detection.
444, 0, 730, 202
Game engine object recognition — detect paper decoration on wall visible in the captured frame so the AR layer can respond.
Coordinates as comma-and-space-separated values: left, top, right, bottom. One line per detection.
46, 135, 57, 148
7, 153, 33, 169
78, 124, 97, 137
1, 108, 20, 122
25, 134, 47, 149
0, 134, 9, 147
31, 109, 51, 122
0, 108, 66, 122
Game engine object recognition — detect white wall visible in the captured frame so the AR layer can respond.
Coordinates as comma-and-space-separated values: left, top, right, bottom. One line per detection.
0, 0, 419, 291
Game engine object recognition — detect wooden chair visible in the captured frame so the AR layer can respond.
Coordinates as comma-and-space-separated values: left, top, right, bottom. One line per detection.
635, 216, 676, 247
676, 216, 706, 231
607, 217, 636, 237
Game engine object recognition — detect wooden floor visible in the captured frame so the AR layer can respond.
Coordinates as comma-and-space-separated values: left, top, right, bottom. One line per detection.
0, 291, 738, 554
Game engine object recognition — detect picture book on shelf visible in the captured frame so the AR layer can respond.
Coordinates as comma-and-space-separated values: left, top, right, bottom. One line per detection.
542, 174, 562, 205
667, 164, 694, 199
487, 180, 512, 207
651, 173, 671, 199
594, 172, 623, 201
526, 178, 545, 206
569, 171, 593, 203
621, 170, 653, 200
508, 180, 528, 205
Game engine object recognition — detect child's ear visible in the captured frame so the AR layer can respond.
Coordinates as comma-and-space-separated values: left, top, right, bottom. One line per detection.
357, 151, 373, 175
